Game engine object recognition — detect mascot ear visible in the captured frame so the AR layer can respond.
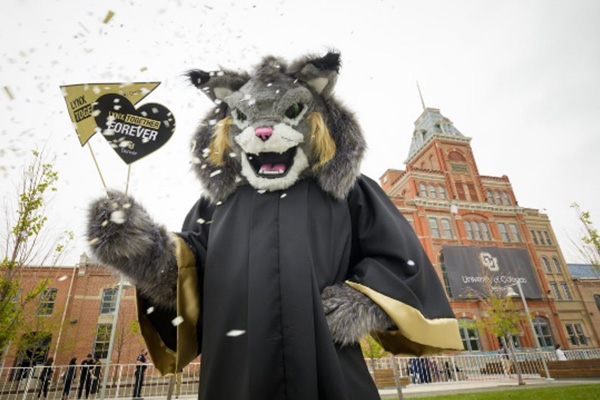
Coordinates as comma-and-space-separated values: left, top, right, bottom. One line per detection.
292, 52, 341, 98
186, 69, 249, 103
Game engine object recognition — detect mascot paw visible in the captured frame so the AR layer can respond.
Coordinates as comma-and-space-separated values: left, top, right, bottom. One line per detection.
322, 284, 394, 346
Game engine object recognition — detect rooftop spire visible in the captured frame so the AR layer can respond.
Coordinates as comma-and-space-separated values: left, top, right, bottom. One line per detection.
416, 81, 426, 110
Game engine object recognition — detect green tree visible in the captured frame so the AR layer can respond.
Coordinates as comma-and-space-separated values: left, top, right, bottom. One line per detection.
570, 203, 600, 271
0, 150, 72, 361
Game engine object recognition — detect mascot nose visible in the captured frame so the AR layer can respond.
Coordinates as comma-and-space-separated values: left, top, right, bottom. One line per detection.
255, 126, 273, 141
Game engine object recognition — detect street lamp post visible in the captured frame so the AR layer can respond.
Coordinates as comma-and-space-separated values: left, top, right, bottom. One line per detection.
508, 280, 552, 380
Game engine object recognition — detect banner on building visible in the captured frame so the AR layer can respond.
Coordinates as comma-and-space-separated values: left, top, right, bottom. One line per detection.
441, 245, 542, 300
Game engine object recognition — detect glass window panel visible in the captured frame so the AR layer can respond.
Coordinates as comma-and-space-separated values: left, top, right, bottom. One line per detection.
509, 223, 521, 242
100, 288, 117, 314
420, 183, 428, 197
550, 282, 562, 300
93, 324, 112, 359
471, 221, 482, 240
441, 218, 453, 238
498, 223, 510, 242
560, 283, 572, 300
574, 324, 587, 345
487, 190, 494, 204
438, 185, 447, 199
480, 222, 492, 241
429, 184, 437, 198
502, 191, 511, 205
544, 231, 553, 245
494, 191, 502, 204
542, 257, 552, 273
552, 258, 562, 273
538, 231, 546, 245
530, 230, 539, 245
38, 288, 57, 316
534, 317, 555, 348
464, 221, 473, 240
429, 217, 441, 238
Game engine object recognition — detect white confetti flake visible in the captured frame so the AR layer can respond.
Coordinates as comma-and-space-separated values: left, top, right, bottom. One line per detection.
216, 71, 224, 76
243, 94, 252, 100
196, 218, 206, 224
191, 157, 202, 165
89, 238, 100, 245
110, 210, 126, 224
280, 193, 287, 199
119, 141, 133, 148
101, 220, 109, 227
172, 316, 184, 326
111, 202, 119, 208
208, 119, 217, 126
214, 108, 221, 114
248, 99, 256, 106
92, 86, 101, 94
215, 99, 223, 105
216, 201, 222, 206
141, 111, 148, 117
58, 275, 68, 282
229, 152, 237, 158
122, 203, 131, 209
113, 98, 120, 103
147, 307, 155, 314
92, 110, 101, 117
152, 107, 159, 114
210, 169, 222, 177
102, 129, 115, 136
275, 90, 280, 94
201, 164, 207, 169
113, 105, 121, 111
407, 260, 415, 266
267, 83, 273, 87
257, 189, 266, 194
226, 330, 246, 337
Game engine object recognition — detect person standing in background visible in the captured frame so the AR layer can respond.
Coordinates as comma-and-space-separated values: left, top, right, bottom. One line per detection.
62, 358, 77, 400
77, 354, 92, 399
556, 344, 568, 360
37, 357, 54, 399
132, 349, 149, 399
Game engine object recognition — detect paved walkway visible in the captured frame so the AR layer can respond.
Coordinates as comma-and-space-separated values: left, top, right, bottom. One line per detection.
379, 377, 600, 398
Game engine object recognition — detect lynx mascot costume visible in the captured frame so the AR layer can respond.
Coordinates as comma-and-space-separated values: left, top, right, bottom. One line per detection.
88, 52, 462, 400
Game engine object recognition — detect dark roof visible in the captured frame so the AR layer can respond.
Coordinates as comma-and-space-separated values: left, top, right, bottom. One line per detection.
567, 263, 600, 278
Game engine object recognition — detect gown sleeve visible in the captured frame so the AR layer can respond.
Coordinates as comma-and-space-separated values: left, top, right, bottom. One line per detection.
136, 197, 214, 375
346, 175, 464, 356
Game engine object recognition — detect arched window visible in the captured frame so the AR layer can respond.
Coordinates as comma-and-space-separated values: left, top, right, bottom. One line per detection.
429, 184, 437, 198
419, 183, 428, 197
494, 191, 503, 205
464, 221, 473, 240
541, 257, 552, 273
552, 257, 562, 273
498, 223, 510, 242
480, 222, 492, 241
471, 221, 482, 241
487, 190, 494, 204
502, 191, 511, 205
533, 316, 555, 348
438, 185, 447, 199
440, 253, 453, 298
458, 318, 481, 351
448, 151, 466, 162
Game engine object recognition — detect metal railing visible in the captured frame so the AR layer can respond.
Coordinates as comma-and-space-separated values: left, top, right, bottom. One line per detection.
1, 348, 598, 398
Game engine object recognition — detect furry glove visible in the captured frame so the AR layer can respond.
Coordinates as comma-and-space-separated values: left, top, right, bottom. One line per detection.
87, 191, 178, 310
321, 284, 394, 346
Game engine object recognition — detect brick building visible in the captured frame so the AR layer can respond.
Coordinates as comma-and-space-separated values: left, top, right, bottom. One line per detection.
1, 255, 143, 368
380, 106, 598, 352
567, 264, 600, 347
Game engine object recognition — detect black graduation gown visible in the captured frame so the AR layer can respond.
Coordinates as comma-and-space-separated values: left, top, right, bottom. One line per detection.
138, 175, 462, 400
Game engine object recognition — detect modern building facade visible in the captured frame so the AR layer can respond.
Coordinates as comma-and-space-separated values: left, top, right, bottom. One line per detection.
380, 106, 598, 352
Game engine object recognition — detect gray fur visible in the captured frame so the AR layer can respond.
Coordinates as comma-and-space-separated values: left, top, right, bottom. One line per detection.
87, 191, 177, 310
188, 52, 366, 202
322, 284, 394, 346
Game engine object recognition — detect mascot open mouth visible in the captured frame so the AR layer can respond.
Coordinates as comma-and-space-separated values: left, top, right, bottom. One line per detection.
246, 147, 297, 178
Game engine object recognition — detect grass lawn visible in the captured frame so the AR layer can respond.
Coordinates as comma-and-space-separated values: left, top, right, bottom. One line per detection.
382, 383, 600, 400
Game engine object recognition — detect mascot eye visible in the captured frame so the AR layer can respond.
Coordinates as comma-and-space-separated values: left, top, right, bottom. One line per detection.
235, 108, 247, 122
284, 103, 304, 119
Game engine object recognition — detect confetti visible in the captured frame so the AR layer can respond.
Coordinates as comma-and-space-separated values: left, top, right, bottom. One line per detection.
216, 71, 224, 76
226, 330, 246, 337
147, 307, 155, 314
152, 107, 159, 114
208, 119, 217, 126
192, 157, 202, 164
58, 275, 68, 282
257, 189, 266, 194
101, 220, 109, 227
110, 210, 126, 224
92, 110, 101, 117
229, 152, 237, 158
89, 238, 100, 245
102, 129, 115, 136
248, 99, 256, 106
216, 201, 222, 206
210, 169, 222, 177
4, 86, 14, 100
103, 10, 115, 24
407, 260, 415, 266
122, 203, 131, 209
172, 316, 184, 326
92, 86, 101, 94
280, 193, 287, 199
196, 218, 206, 224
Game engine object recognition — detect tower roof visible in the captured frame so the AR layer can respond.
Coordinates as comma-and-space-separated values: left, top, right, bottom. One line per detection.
406, 107, 466, 162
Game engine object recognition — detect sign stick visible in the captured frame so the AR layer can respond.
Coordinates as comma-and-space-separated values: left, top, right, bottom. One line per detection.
125, 165, 132, 198
87, 143, 108, 195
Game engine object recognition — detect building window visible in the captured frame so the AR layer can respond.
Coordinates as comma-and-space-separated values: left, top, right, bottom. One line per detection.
458, 318, 481, 351
441, 218, 453, 238
541, 257, 552, 273
550, 282, 562, 300
560, 282, 573, 300
100, 288, 118, 315
509, 223, 521, 242
429, 217, 441, 238
471, 221, 482, 241
544, 231, 553, 245
574, 324, 588, 346
93, 324, 112, 360
429, 184, 437, 198
486, 190, 494, 204
438, 185, 447, 199
502, 191, 511, 205
537, 231, 546, 245
552, 257, 562, 273
498, 223, 510, 242
480, 222, 492, 241
419, 183, 428, 197
464, 221, 473, 240
530, 230, 539, 245
566, 324, 578, 345
494, 191, 502, 205
533, 317, 555, 348
440, 254, 453, 298
38, 288, 58, 316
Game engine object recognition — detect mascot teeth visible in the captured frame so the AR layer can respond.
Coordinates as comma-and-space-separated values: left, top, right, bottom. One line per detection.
246, 147, 296, 178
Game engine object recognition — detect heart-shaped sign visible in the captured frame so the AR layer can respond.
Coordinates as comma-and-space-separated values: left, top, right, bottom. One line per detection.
93, 93, 175, 164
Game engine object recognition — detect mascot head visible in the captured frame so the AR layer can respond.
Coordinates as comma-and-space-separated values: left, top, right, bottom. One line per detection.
187, 52, 366, 202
